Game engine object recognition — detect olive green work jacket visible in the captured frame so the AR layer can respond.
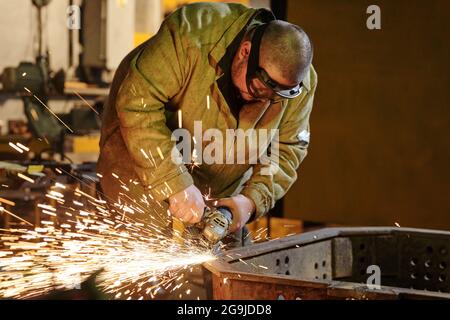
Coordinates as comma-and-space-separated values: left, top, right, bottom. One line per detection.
98, 3, 318, 225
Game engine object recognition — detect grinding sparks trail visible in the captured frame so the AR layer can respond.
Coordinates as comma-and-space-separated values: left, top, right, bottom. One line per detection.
0, 91, 216, 300
73, 91, 99, 115
0, 179, 215, 299
24, 87, 74, 133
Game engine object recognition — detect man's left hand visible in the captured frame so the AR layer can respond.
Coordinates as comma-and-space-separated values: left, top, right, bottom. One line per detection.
215, 194, 256, 232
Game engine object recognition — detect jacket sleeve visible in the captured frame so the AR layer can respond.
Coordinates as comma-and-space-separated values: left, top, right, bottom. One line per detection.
240, 71, 318, 221
116, 19, 193, 202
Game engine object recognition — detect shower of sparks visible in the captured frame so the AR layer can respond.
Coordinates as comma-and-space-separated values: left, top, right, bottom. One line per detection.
250, 226, 269, 243
8, 142, 24, 153
203, 188, 213, 202
206, 95, 210, 110
0, 171, 216, 300
178, 110, 182, 128
16, 143, 30, 152
187, 149, 201, 173
394, 222, 401, 228
156, 147, 165, 160
0, 90, 225, 300
0, 206, 33, 226
73, 91, 99, 115
30, 109, 39, 121
17, 173, 35, 184
0, 198, 16, 206
140, 148, 150, 160
147, 150, 157, 168
24, 87, 74, 133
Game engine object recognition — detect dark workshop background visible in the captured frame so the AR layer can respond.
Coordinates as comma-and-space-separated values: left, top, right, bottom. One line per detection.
283, 0, 450, 230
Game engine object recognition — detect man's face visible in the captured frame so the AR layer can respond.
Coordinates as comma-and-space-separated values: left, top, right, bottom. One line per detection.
231, 41, 300, 103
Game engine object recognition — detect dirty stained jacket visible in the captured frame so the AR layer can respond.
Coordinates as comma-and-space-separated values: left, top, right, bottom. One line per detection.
97, 3, 318, 225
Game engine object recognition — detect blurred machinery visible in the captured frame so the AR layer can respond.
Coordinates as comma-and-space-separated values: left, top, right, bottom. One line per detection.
0, 0, 103, 159
80, 0, 135, 84
1, 0, 66, 144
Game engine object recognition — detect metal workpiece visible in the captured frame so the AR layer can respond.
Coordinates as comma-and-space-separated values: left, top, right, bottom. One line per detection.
204, 227, 450, 300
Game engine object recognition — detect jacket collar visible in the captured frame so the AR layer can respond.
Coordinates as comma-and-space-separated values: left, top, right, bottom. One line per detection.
301, 69, 311, 92
208, 8, 276, 75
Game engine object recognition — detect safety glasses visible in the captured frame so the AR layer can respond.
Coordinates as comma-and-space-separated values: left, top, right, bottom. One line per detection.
246, 23, 303, 101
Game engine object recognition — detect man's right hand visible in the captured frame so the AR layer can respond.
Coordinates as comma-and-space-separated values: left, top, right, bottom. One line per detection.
168, 185, 206, 224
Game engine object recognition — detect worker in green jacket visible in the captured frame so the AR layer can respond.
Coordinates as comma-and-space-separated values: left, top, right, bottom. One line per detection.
98, 2, 317, 247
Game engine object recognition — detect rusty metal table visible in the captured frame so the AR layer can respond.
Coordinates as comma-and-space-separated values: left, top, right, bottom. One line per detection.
204, 227, 450, 300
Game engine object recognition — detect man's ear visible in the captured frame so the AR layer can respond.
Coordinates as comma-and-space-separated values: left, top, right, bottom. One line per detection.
239, 41, 251, 60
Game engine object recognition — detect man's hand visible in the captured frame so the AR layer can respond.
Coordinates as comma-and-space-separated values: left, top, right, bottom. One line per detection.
168, 185, 206, 224
216, 194, 256, 232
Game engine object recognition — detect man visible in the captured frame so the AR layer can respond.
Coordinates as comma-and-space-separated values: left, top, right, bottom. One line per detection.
98, 2, 317, 247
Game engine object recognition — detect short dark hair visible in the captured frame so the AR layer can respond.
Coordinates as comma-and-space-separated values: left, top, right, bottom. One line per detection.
257, 20, 313, 83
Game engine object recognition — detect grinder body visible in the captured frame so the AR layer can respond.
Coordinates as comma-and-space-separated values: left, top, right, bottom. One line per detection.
186, 207, 233, 247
